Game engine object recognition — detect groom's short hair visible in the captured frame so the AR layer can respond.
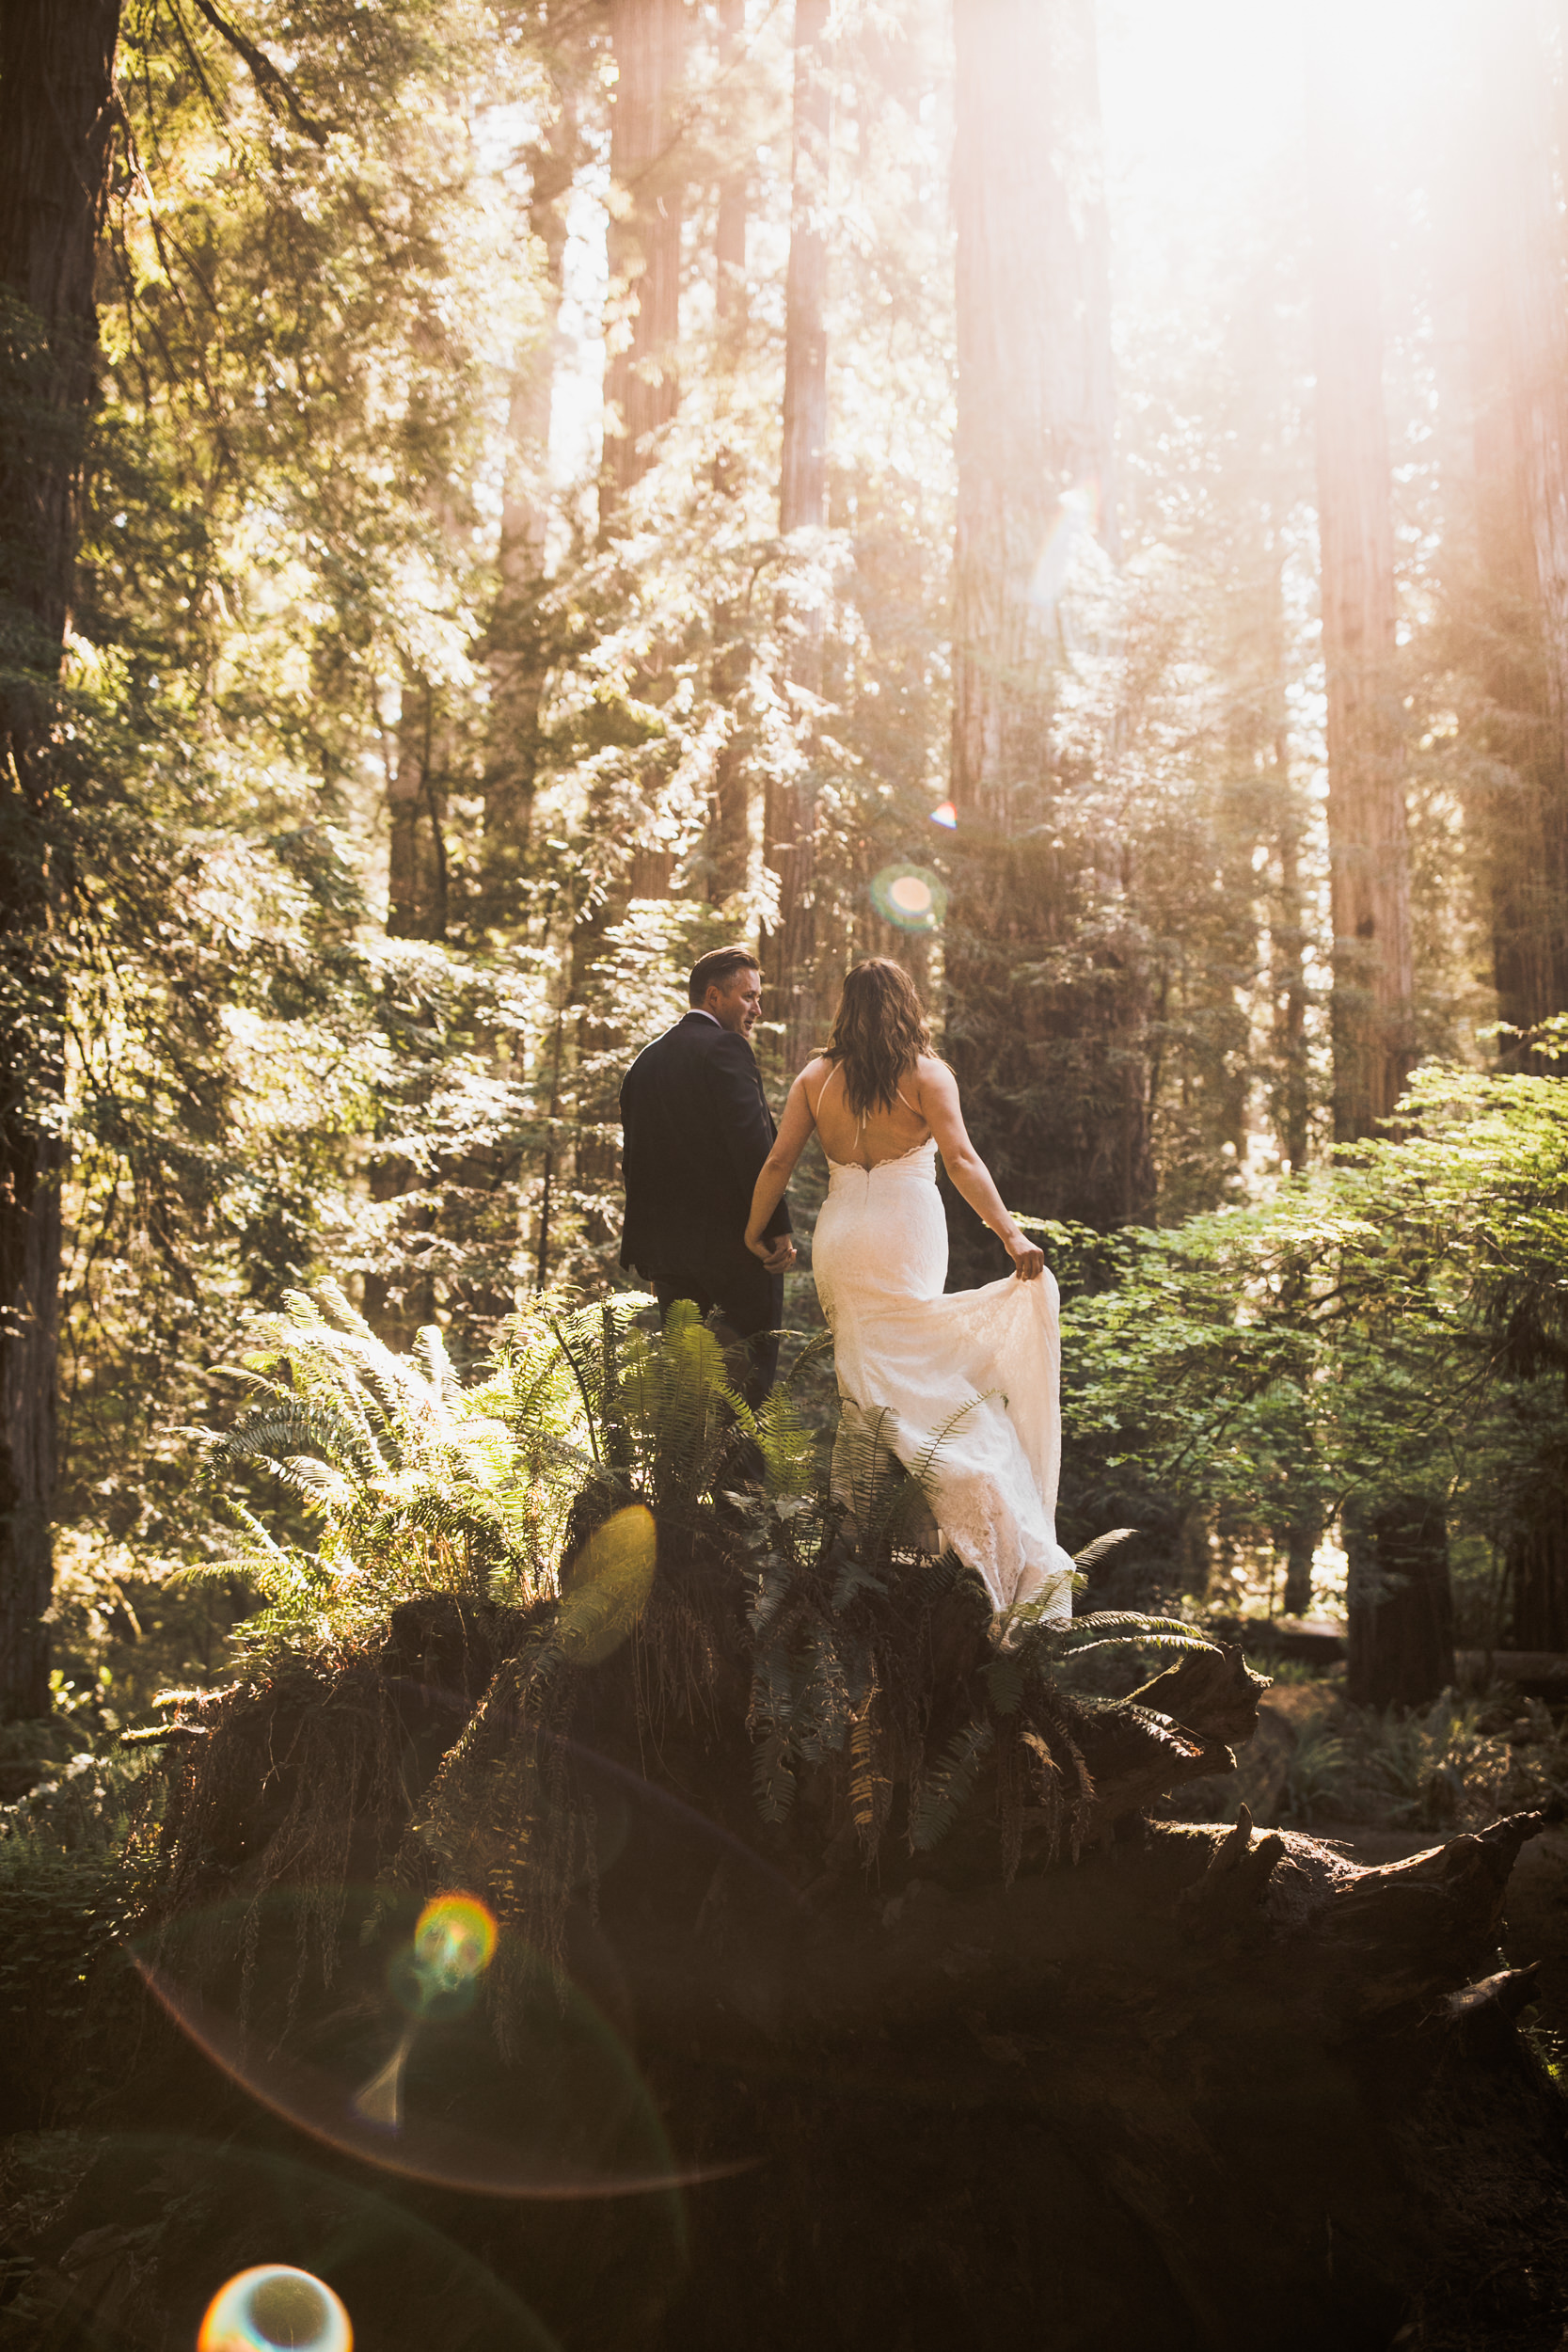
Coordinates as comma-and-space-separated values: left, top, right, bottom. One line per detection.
688, 946, 761, 1005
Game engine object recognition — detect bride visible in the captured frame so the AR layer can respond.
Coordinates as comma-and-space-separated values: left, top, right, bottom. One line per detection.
744, 958, 1076, 1629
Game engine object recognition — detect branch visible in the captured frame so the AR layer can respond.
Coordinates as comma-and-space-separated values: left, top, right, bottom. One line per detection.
186, 0, 330, 146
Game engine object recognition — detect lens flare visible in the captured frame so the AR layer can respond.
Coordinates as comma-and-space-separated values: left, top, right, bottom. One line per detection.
928, 800, 957, 829
198, 2265, 351, 2352
133, 1876, 737, 2201
89, 2137, 564, 2348
416, 1891, 499, 1993
352, 2026, 413, 2127
557, 1503, 657, 1664
1027, 478, 1099, 613
385, 1889, 500, 2028
869, 864, 947, 934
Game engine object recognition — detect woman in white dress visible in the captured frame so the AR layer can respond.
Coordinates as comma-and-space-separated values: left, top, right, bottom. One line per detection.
743, 960, 1076, 1630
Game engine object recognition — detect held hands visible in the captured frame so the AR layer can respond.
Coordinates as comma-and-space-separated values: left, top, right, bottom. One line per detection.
746, 1228, 796, 1272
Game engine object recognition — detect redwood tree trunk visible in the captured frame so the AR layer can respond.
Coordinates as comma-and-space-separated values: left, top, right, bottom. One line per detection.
714, 0, 747, 339
764, 0, 832, 1071
603, 0, 686, 510
705, 0, 752, 914
777, 0, 830, 542
1467, 0, 1568, 1049
0, 0, 120, 1720
387, 674, 448, 943
1346, 1497, 1457, 1710
482, 37, 581, 918
1307, 24, 1417, 1146
944, 0, 1135, 1252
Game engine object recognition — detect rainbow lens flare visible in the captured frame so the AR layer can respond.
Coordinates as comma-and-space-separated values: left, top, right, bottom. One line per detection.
387, 1890, 500, 2025
198, 2265, 351, 2352
928, 800, 957, 829
869, 864, 947, 933
415, 1892, 499, 1991
557, 1503, 657, 1664
1027, 477, 1099, 613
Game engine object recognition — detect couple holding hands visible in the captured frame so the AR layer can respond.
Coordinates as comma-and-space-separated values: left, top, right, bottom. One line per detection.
619, 946, 1075, 1630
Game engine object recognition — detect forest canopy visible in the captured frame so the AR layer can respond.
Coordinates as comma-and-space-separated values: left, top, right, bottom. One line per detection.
3, 0, 1568, 1724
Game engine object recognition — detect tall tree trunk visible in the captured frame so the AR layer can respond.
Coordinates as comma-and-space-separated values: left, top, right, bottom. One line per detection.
944, 0, 1131, 1254
777, 0, 830, 542
714, 0, 747, 341
1467, 0, 1568, 1050
482, 50, 581, 922
1346, 1497, 1456, 1710
763, 0, 832, 1072
602, 0, 686, 512
1309, 24, 1441, 1702
0, 0, 120, 1720
1307, 22, 1417, 1147
705, 0, 752, 916
372, 679, 444, 1341
386, 674, 448, 943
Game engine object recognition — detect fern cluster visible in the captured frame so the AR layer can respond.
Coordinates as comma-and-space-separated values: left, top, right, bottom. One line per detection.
183, 1284, 641, 1648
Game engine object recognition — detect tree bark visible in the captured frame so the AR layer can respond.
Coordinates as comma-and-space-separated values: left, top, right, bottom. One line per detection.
763, 0, 832, 1072
777, 0, 830, 543
1307, 19, 1417, 1146
714, 0, 747, 340
944, 0, 1135, 1248
386, 673, 448, 943
1466, 0, 1568, 1051
0, 0, 120, 1720
482, 39, 582, 920
1346, 1497, 1457, 1710
602, 0, 686, 511
702, 0, 752, 916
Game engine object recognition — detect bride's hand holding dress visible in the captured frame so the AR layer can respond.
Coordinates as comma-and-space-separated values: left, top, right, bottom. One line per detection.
744, 1049, 1076, 1630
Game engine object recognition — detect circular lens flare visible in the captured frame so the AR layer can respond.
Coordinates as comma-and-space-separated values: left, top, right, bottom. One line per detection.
386, 1890, 500, 2027
415, 1893, 498, 1991
558, 1503, 657, 1664
870, 863, 947, 933
198, 2265, 351, 2352
929, 800, 957, 829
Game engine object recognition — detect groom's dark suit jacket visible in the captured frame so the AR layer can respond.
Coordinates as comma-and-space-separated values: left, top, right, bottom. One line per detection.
619, 1010, 792, 1280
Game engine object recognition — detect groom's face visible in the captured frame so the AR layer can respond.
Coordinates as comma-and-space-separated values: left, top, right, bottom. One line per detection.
705, 967, 763, 1037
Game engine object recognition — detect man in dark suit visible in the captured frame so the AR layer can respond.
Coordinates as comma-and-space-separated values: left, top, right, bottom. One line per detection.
620, 946, 795, 1400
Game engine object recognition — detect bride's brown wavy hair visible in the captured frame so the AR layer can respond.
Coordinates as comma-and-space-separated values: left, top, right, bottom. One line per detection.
821, 960, 933, 1118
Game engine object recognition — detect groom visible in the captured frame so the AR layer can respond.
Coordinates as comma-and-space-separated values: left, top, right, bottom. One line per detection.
619, 946, 796, 1401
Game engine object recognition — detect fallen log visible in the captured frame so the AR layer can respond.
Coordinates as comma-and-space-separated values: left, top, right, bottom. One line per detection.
9, 1557, 1566, 2352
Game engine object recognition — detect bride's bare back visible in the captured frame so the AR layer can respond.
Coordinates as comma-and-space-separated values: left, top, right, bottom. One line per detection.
803, 1054, 933, 1169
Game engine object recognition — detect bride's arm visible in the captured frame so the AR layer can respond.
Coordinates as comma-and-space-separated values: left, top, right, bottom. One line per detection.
916, 1061, 1045, 1280
745, 1070, 818, 1261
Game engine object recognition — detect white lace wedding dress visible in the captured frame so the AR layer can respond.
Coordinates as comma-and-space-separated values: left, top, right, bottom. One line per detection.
811, 1136, 1077, 1624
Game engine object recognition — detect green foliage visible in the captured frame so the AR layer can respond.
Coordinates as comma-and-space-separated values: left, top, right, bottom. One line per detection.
1279, 1691, 1568, 1833
184, 1279, 832, 1662
1050, 1036, 1568, 1631
185, 1279, 586, 1648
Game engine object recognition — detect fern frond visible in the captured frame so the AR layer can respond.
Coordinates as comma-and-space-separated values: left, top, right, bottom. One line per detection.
909, 1717, 993, 1851
1057, 1631, 1220, 1663
1071, 1527, 1138, 1572
1073, 1696, 1203, 1753
750, 1726, 797, 1824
